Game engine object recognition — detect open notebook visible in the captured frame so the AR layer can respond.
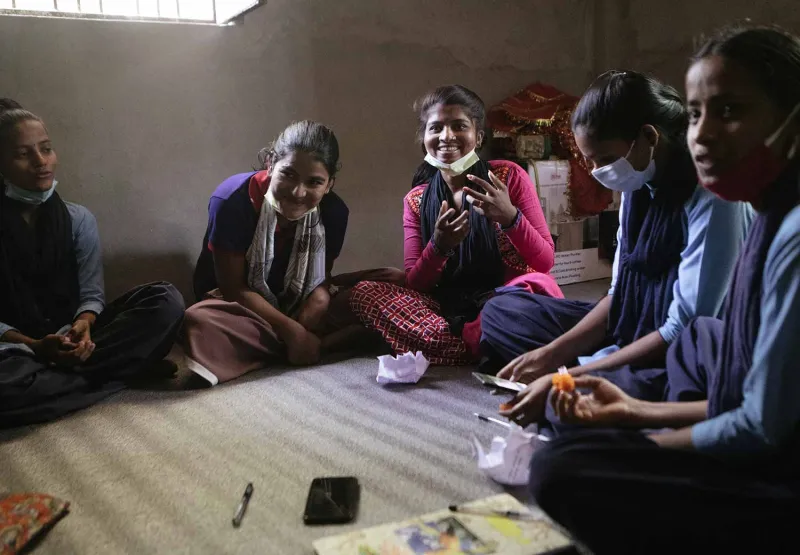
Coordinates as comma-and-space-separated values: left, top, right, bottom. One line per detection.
312, 493, 577, 555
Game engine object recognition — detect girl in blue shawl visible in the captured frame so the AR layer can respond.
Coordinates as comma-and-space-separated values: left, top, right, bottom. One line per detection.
526, 25, 800, 555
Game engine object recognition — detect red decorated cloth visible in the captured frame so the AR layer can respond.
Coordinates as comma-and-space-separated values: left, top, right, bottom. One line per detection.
0, 492, 69, 554
488, 83, 613, 217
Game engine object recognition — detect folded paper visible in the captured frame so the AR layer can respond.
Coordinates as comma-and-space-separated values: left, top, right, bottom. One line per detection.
472, 424, 545, 486
376, 351, 429, 385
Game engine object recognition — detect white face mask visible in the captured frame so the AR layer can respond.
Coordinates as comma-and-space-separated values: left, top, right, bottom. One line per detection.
265, 186, 317, 222
424, 149, 480, 177
591, 140, 655, 193
4, 178, 58, 205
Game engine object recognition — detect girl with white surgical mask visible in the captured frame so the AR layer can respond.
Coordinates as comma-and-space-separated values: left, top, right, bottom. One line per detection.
528, 25, 800, 554
481, 71, 754, 436
347, 85, 562, 366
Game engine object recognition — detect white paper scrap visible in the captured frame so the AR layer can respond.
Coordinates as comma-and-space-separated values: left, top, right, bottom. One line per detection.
376, 351, 430, 384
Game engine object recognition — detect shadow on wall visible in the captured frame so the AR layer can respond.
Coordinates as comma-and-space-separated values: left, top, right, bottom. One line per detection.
104, 252, 195, 306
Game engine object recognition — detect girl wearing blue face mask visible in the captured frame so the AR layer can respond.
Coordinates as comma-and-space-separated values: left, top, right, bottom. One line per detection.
0, 100, 185, 428
480, 71, 753, 431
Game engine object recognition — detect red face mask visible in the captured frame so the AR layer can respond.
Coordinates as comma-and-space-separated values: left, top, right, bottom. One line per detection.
700, 103, 800, 203
700, 144, 787, 203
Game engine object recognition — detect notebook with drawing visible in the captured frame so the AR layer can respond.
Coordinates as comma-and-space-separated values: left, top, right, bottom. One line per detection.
312, 493, 577, 555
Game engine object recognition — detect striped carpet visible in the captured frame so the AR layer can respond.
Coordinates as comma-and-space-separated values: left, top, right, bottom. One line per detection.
1, 281, 607, 554
0, 358, 526, 555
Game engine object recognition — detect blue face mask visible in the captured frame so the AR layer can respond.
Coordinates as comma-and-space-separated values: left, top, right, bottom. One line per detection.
4, 178, 58, 205
591, 139, 656, 193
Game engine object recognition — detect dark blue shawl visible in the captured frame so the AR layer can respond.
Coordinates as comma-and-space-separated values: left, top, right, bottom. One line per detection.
419, 160, 505, 332
709, 164, 800, 417
0, 191, 79, 337
608, 151, 697, 347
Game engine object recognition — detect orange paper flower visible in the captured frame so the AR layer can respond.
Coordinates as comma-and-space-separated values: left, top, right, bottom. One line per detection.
551, 370, 575, 393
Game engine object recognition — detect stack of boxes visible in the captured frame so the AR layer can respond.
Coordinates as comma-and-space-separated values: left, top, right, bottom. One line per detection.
514, 135, 621, 286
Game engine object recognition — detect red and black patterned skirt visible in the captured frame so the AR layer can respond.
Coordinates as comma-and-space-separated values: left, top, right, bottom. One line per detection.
349, 281, 473, 366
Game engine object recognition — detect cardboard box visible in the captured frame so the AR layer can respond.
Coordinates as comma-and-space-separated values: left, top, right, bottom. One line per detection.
555, 220, 584, 252
528, 160, 571, 235
607, 190, 622, 211
515, 134, 552, 160
527, 160, 617, 284
551, 248, 613, 286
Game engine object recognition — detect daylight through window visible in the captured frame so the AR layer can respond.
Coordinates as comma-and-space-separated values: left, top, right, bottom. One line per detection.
0, 0, 261, 25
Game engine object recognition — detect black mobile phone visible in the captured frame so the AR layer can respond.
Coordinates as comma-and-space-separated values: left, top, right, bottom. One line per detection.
302, 476, 360, 525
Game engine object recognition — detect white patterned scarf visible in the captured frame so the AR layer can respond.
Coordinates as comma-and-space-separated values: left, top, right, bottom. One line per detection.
246, 194, 327, 316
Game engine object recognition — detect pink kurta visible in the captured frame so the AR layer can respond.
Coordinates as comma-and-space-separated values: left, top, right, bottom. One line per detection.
350, 160, 563, 365
403, 160, 558, 293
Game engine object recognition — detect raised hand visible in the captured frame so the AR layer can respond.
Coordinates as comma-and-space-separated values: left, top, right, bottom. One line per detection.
432, 200, 470, 252
463, 171, 518, 228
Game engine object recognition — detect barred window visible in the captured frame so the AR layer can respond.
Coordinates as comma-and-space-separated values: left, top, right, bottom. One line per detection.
0, 0, 262, 25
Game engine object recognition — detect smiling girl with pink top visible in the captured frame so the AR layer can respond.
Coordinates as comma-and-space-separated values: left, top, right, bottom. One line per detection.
349, 85, 561, 365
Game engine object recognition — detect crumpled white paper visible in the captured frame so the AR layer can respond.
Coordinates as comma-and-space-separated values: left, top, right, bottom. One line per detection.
376, 351, 430, 384
472, 424, 545, 486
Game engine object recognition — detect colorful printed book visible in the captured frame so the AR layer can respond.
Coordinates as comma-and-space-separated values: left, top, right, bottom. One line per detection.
312, 493, 576, 555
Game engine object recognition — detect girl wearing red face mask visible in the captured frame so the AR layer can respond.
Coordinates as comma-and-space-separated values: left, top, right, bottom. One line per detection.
488, 71, 752, 434
525, 25, 800, 555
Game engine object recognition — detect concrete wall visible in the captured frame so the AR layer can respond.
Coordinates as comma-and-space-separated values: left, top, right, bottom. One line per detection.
1, 0, 798, 301
597, 0, 800, 90
1, 0, 596, 300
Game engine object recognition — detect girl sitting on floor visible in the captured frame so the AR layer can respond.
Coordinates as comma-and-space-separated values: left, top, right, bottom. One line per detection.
485, 71, 752, 430
0, 100, 185, 428
527, 25, 800, 554
185, 120, 401, 384
349, 85, 561, 366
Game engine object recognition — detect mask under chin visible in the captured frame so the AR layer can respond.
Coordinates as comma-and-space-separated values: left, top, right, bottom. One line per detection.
266, 188, 317, 221
4, 178, 58, 205
278, 207, 311, 222
425, 150, 480, 177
